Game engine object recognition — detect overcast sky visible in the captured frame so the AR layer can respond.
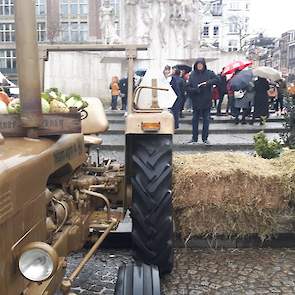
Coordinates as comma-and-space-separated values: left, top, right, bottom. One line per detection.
249, 0, 295, 37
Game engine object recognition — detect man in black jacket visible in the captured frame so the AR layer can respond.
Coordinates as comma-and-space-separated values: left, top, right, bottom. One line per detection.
186, 58, 218, 144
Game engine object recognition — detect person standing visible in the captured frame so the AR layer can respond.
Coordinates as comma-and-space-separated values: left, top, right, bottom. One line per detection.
119, 77, 128, 111
216, 70, 227, 115
233, 81, 255, 124
170, 67, 183, 129
251, 77, 270, 125
110, 76, 120, 110
186, 58, 218, 144
275, 79, 287, 116
179, 70, 190, 117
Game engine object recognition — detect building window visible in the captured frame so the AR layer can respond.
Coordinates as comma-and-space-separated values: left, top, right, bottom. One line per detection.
203, 26, 209, 38
211, 2, 222, 16
0, 23, 15, 42
80, 22, 88, 41
229, 2, 240, 10
0, 0, 14, 16
61, 0, 88, 17
80, 0, 88, 16
0, 50, 16, 70
37, 22, 46, 42
61, 21, 88, 42
229, 22, 239, 34
228, 40, 238, 52
213, 26, 219, 36
36, 0, 45, 16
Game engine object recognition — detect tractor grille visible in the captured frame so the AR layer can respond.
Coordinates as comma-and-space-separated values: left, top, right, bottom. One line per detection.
0, 191, 13, 224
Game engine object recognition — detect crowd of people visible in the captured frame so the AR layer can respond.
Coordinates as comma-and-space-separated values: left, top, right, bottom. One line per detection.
109, 59, 290, 144
162, 59, 289, 144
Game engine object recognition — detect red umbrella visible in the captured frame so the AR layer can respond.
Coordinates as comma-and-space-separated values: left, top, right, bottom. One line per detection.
222, 60, 252, 75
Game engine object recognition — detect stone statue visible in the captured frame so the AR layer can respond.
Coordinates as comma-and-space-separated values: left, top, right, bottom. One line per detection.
100, 0, 119, 44
140, 0, 153, 43
170, 0, 184, 19
199, 0, 212, 15
184, 0, 198, 47
125, 0, 139, 41
159, 0, 168, 47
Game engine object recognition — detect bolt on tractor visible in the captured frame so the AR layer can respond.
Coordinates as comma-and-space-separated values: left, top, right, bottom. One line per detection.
0, 1, 175, 294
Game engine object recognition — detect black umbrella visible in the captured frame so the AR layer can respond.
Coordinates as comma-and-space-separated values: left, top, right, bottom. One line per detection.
174, 64, 192, 73
135, 69, 147, 77
229, 69, 253, 91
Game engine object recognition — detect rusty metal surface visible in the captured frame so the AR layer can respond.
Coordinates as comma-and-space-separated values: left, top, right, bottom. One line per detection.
0, 113, 82, 137
0, 134, 86, 295
15, 0, 42, 130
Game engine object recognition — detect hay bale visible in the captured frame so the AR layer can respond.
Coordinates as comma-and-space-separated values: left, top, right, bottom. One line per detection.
272, 149, 295, 200
172, 152, 294, 239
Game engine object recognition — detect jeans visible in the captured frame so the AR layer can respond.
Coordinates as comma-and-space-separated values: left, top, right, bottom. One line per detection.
185, 96, 192, 110
217, 94, 225, 114
111, 95, 118, 110
275, 97, 284, 112
121, 94, 127, 110
226, 95, 235, 114
171, 96, 183, 129
192, 108, 210, 142
234, 108, 250, 122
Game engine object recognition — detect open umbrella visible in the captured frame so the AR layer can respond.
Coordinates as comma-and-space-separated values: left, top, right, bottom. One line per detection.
252, 66, 281, 82
222, 60, 252, 75
135, 69, 147, 77
174, 64, 192, 73
229, 69, 253, 91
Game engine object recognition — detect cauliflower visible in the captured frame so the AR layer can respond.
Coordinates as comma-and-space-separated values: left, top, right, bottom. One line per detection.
50, 99, 69, 113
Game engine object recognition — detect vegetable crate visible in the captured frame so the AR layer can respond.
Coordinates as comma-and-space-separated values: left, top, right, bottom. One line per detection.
0, 112, 81, 137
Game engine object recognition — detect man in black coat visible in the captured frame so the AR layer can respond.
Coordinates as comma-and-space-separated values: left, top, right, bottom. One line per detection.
119, 77, 128, 111
186, 58, 219, 144
119, 77, 135, 111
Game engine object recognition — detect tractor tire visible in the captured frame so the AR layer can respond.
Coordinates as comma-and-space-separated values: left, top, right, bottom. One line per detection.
114, 263, 160, 295
130, 135, 173, 275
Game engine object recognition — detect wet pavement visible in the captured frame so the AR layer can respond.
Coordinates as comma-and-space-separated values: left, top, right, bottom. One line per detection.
62, 248, 295, 295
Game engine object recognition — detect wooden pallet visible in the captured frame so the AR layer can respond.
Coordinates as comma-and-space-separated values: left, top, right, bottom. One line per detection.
0, 112, 81, 137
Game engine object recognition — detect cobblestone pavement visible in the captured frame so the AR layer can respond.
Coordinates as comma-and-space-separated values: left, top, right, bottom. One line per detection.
60, 248, 295, 295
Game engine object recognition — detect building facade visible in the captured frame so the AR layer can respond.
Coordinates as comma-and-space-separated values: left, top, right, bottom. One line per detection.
288, 31, 295, 80
248, 30, 295, 81
0, 0, 105, 82
199, 0, 250, 52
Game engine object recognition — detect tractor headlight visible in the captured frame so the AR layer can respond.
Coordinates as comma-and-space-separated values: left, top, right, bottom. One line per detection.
18, 242, 58, 282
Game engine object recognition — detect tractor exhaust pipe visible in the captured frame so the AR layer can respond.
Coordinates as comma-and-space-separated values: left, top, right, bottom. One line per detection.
15, 0, 42, 137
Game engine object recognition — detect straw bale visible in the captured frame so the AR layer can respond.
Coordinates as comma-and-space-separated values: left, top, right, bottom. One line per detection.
172, 152, 295, 239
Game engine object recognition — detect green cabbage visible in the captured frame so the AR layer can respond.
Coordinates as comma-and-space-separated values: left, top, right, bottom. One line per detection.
41, 98, 50, 113
7, 99, 21, 113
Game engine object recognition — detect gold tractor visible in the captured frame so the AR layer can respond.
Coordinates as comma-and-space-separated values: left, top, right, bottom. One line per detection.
0, 1, 174, 294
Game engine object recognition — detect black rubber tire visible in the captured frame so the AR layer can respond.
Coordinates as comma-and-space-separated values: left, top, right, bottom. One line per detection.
114, 263, 160, 295
130, 135, 173, 275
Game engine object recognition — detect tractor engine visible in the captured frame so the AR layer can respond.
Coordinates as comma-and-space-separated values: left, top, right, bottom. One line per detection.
45, 159, 125, 244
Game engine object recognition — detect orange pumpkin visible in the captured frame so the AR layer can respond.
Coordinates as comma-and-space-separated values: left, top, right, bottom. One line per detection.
0, 91, 10, 105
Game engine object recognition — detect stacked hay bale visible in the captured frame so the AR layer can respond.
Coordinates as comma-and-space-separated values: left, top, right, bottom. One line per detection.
173, 151, 295, 240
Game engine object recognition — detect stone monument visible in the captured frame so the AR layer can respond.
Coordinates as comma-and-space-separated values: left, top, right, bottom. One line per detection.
122, 0, 199, 68
100, 0, 120, 44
